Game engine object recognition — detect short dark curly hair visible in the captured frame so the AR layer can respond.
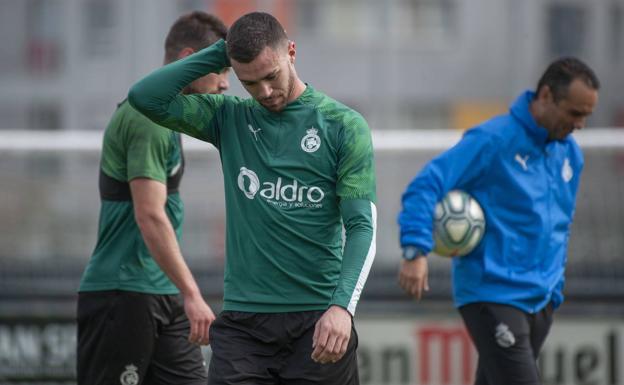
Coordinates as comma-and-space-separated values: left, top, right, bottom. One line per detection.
164, 11, 227, 63
535, 57, 600, 102
226, 12, 288, 63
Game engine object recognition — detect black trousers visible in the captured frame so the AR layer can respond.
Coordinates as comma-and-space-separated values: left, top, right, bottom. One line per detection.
208, 310, 360, 385
459, 302, 554, 385
77, 290, 207, 385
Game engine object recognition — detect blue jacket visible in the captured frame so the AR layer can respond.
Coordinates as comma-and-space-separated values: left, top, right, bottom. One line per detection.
398, 91, 583, 313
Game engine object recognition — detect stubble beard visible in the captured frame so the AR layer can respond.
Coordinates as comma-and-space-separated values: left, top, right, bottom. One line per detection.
264, 67, 296, 113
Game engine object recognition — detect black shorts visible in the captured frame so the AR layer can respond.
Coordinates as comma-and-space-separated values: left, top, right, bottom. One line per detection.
459, 302, 554, 385
77, 290, 207, 385
208, 310, 360, 385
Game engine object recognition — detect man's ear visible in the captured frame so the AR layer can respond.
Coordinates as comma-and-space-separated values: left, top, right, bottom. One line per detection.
288, 40, 296, 64
177, 47, 196, 60
537, 85, 553, 103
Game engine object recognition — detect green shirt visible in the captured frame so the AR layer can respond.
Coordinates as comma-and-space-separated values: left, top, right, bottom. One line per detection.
129, 40, 377, 315
79, 100, 184, 294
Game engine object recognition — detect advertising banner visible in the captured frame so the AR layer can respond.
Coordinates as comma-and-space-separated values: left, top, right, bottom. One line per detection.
0, 316, 621, 385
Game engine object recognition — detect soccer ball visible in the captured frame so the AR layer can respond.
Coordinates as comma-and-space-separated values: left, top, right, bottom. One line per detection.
433, 190, 485, 257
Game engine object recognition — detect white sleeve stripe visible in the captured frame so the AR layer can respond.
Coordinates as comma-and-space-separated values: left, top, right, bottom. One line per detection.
347, 201, 377, 316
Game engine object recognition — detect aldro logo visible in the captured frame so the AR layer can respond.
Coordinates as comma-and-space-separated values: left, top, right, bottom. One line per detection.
237, 167, 325, 208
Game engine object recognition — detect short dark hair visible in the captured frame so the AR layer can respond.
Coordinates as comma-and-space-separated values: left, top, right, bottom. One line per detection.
226, 12, 288, 63
164, 11, 227, 63
535, 57, 600, 102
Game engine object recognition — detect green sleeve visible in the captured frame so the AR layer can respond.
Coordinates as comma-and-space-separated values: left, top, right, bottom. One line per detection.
331, 199, 377, 316
128, 39, 233, 146
126, 120, 170, 183
336, 113, 377, 202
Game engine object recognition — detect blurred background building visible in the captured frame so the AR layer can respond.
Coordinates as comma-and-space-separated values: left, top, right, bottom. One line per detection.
1, 1, 623, 384
1, 0, 624, 133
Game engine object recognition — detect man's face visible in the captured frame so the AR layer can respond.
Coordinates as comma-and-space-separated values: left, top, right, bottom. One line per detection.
539, 79, 599, 141
231, 42, 296, 113
185, 68, 230, 95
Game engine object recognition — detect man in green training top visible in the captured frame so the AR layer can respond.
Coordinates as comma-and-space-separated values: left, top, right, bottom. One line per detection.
129, 11, 376, 385
77, 11, 229, 385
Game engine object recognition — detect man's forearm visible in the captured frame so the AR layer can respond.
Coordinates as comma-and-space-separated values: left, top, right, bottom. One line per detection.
136, 211, 202, 298
331, 199, 377, 315
128, 39, 229, 126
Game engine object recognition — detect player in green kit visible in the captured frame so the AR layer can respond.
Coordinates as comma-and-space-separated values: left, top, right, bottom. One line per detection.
129, 11, 376, 385
77, 12, 229, 385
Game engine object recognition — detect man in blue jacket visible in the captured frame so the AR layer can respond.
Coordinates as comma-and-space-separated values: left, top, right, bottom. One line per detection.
397, 57, 599, 385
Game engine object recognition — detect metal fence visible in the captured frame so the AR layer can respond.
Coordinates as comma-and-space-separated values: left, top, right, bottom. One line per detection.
1, 129, 624, 316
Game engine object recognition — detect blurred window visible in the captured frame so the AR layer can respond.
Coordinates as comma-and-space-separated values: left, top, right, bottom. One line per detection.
297, 0, 457, 46
0, 2, 23, 76
0, 101, 62, 131
611, 3, 623, 62
548, 4, 587, 57
396, 103, 450, 130
28, 102, 62, 130
79, 98, 118, 131
326, 0, 379, 40
25, 0, 64, 75
389, 0, 457, 46
82, 0, 118, 58
300, 0, 457, 45
295, 0, 321, 35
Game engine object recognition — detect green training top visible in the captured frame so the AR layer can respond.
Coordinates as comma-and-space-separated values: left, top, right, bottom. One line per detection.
79, 100, 184, 294
129, 40, 377, 315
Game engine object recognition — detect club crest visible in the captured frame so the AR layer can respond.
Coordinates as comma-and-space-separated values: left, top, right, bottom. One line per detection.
494, 323, 516, 348
301, 127, 321, 153
562, 158, 573, 182
120, 364, 139, 385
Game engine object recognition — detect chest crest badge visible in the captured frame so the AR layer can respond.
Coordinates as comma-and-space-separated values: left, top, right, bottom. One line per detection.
562, 158, 573, 182
301, 127, 321, 153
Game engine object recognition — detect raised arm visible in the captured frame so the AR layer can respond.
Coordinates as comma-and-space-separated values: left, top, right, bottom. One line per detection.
128, 39, 232, 143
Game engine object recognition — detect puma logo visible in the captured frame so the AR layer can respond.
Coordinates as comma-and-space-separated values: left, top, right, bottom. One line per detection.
248, 124, 262, 141
515, 153, 529, 171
